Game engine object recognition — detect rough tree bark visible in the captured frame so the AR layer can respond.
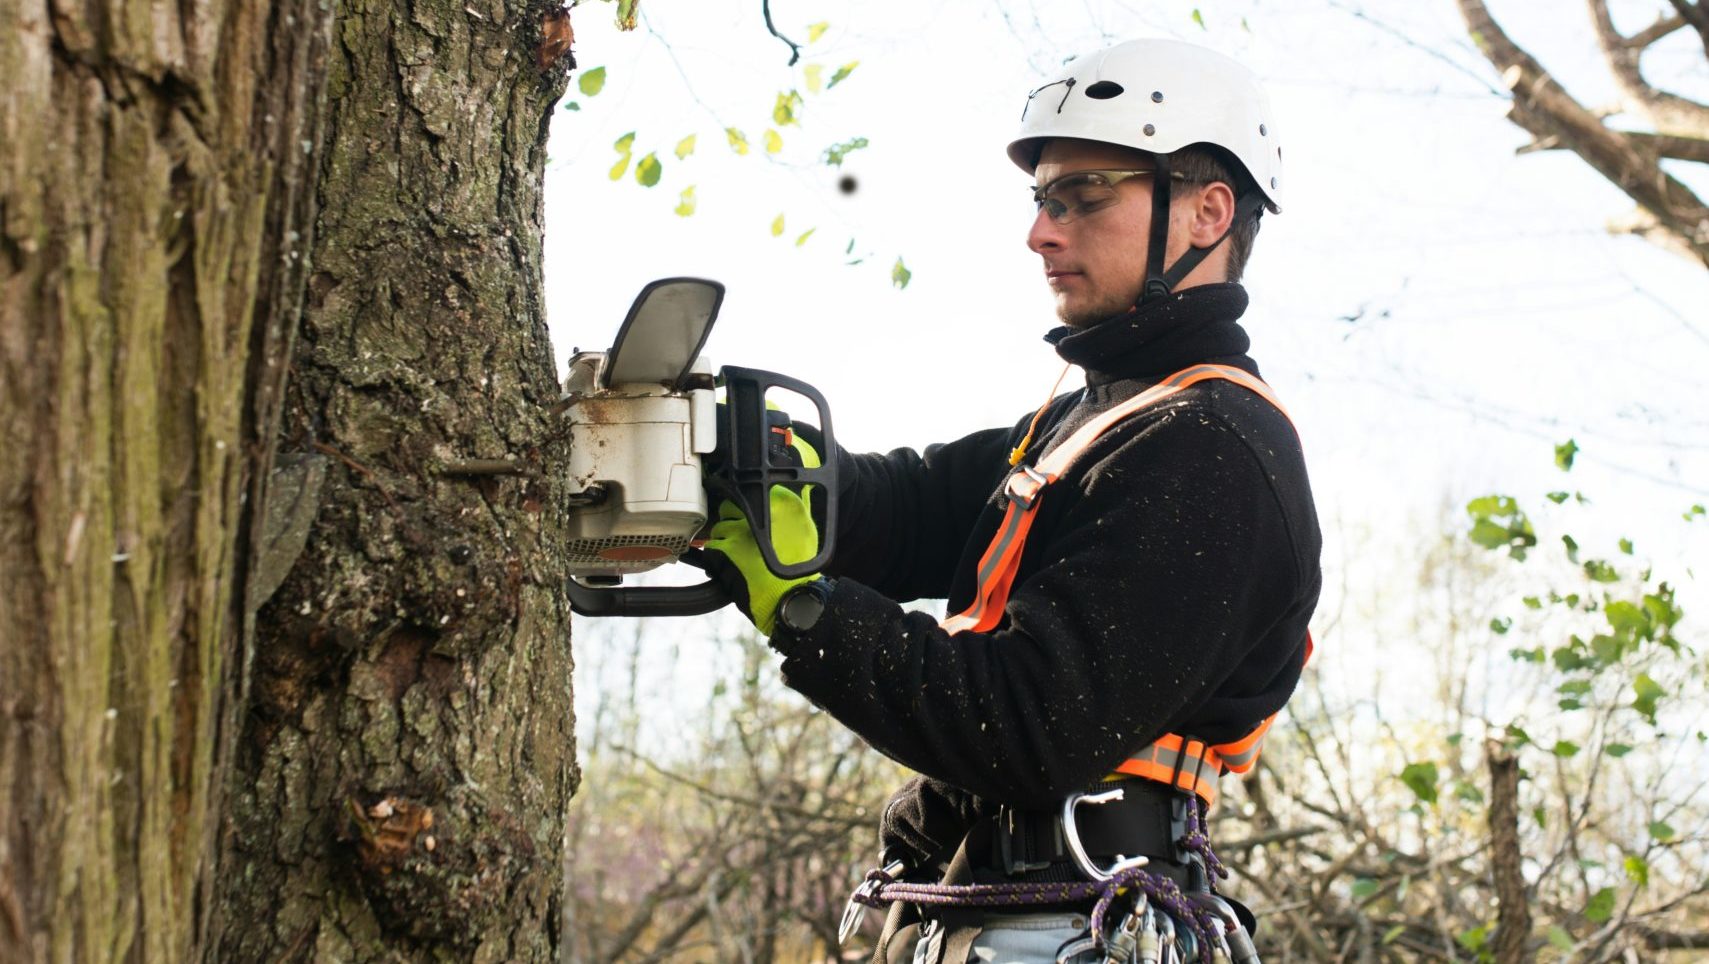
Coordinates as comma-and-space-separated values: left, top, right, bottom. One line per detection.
0, 0, 577, 957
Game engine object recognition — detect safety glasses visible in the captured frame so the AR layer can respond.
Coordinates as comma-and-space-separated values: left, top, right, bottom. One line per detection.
1031, 168, 1187, 224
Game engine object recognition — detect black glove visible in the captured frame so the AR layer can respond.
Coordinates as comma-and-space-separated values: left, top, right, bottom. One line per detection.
877, 776, 987, 871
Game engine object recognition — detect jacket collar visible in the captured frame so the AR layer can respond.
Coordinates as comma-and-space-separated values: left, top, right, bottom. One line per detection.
1046, 283, 1255, 385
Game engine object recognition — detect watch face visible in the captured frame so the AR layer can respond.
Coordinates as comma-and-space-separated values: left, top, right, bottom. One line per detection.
782, 585, 826, 631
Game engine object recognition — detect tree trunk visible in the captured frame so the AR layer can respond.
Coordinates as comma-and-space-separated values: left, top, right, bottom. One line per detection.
0, 0, 576, 956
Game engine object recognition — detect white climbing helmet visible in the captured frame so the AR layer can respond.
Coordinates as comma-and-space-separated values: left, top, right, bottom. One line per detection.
1007, 39, 1283, 214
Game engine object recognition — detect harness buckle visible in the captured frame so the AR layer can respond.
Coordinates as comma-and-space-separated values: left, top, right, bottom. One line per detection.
1005, 464, 1051, 510
1060, 788, 1150, 882
837, 859, 905, 946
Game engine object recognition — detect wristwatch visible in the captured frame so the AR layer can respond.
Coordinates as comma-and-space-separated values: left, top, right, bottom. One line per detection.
776, 579, 835, 633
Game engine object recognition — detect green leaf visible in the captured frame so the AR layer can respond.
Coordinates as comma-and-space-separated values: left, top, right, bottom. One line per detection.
1619, 537, 1634, 555
635, 152, 662, 187
795, 228, 815, 247
614, 131, 636, 153
1562, 534, 1579, 562
805, 64, 823, 93
1557, 680, 1592, 696
615, 0, 637, 30
770, 213, 785, 237
1468, 520, 1511, 550
1456, 925, 1488, 953
675, 134, 697, 160
579, 66, 608, 97
1531, 806, 1547, 829
807, 20, 829, 42
726, 127, 750, 155
1633, 672, 1664, 721
1191, 8, 1207, 29
891, 256, 912, 290
1399, 761, 1439, 805
1505, 724, 1532, 746
1522, 595, 1542, 610
674, 185, 697, 217
822, 136, 869, 167
1686, 503, 1706, 522
1649, 819, 1675, 841
773, 89, 805, 126
1547, 490, 1570, 504
828, 60, 860, 89
1350, 877, 1378, 901
1381, 924, 1407, 945
562, 101, 581, 111
765, 128, 783, 154
1606, 743, 1632, 757
1547, 926, 1574, 951
1624, 855, 1650, 887
1551, 739, 1580, 758
1490, 616, 1511, 635
845, 237, 856, 255
1584, 559, 1619, 583
1555, 438, 1579, 471
1584, 887, 1615, 923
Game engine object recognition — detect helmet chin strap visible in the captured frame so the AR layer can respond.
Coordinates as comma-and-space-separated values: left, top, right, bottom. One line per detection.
1138, 153, 1268, 306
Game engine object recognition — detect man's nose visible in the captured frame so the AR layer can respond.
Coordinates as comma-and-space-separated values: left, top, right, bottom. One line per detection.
1027, 208, 1065, 254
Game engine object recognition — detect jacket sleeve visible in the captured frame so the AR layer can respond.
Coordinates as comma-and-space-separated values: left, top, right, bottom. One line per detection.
774, 406, 1312, 810
818, 422, 1022, 602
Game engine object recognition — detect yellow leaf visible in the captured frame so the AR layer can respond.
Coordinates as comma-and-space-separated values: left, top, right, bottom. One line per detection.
765, 129, 783, 154
795, 228, 815, 247
609, 155, 631, 180
807, 21, 829, 43
804, 64, 823, 94
828, 61, 859, 89
726, 127, 749, 156
770, 213, 785, 237
675, 185, 697, 217
675, 134, 696, 160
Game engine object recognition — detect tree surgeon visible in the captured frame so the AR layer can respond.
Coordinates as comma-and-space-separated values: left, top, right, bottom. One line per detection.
704, 38, 1321, 963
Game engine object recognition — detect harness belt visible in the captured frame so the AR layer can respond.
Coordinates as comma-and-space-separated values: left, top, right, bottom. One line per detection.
939, 364, 1313, 808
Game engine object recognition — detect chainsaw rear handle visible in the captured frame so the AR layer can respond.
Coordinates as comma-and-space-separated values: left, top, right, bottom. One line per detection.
566, 577, 730, 617
707, 366, 838, 580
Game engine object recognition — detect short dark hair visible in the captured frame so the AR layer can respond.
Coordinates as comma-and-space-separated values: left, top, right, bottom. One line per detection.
1168, 145, 1262, 283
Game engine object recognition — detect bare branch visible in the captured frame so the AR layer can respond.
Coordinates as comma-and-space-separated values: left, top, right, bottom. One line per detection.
761, 0, 801, 66
1487, 742, 1531, 964
1627, 13, 1687, 50
1627, 131, 1709, 162
1588, 0, 1709, 136
1666, 0, 1709, 57
1457, 0, 1709, 268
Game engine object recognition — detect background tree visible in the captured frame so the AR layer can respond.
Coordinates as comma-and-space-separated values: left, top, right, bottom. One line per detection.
1, 0, 584, 959
1459, 0, 1709, 268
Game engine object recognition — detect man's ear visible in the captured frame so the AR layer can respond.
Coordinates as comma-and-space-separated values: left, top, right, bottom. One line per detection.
1187, 181, 1236, 250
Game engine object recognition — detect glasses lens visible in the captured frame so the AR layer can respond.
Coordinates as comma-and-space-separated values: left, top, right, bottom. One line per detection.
1034, 172, 1145, 223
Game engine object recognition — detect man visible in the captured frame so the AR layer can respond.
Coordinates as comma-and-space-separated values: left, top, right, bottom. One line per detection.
704, 38, 1321, 963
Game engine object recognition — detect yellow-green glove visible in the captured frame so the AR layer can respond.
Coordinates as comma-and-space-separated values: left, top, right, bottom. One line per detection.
702, 487, 821, 636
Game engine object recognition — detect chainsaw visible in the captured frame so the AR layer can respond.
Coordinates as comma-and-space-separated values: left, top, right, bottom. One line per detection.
561, 277, 837, 617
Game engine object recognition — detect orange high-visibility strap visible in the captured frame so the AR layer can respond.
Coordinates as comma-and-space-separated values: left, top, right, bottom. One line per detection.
939, 364, 1309, 805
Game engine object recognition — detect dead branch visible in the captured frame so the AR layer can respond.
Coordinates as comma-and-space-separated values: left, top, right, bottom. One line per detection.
1457, 0, 1709, 269
1486, 742, 1531, 964
1666, 0, 1709, 57
1587, 0, 1709, 135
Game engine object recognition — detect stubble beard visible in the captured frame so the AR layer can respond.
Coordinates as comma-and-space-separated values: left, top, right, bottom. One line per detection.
1056, 284, 1141, 329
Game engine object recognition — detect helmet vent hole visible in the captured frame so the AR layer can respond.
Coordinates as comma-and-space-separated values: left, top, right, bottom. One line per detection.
1151, 90, 1164, 103
1259, 123, 1268, 136
1084, 81, 1125, 100
1143, 123, 1156, 136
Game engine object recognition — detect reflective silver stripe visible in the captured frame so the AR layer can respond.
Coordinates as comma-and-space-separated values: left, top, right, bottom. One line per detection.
969, 506, 1028, 613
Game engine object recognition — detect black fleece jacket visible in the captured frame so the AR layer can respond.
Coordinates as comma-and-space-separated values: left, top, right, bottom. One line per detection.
773, 283, 1321, 855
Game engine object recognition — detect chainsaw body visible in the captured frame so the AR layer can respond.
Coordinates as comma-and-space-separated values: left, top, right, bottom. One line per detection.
562, 278, 836, 617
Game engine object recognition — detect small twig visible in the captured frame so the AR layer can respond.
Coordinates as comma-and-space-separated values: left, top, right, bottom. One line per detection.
761, 0, 801, 65
438, 458, 531, 477
1626, 13, 1686, 50
310, 441, 399, 510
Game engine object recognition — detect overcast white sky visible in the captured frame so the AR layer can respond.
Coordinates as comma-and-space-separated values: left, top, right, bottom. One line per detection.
544, 0, 1708, 730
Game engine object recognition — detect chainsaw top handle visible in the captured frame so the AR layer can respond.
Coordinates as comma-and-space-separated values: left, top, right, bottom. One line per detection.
707, 366, 838, 580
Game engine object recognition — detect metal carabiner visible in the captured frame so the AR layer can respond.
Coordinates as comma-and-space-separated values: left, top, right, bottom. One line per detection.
1061, 788, 1151, 882
838, 860, 905, 946
1055, 934, 1100, 964
1187, 893, 1256, 964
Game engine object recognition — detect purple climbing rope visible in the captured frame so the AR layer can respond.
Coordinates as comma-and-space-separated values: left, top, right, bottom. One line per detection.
854, 799, 1235, 961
